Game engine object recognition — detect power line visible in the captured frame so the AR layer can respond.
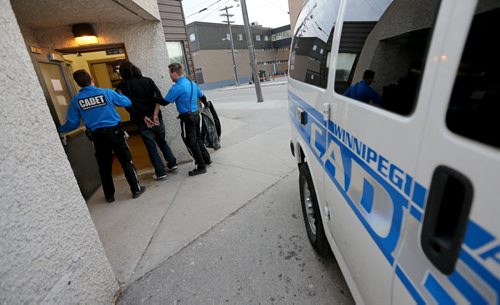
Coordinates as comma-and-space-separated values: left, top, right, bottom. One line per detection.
198, 0, 231, 22
185, 0, 224, 19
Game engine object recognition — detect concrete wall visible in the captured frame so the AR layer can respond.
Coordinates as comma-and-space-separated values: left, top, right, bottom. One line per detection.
0, 1, 118, 303
20, 20, 191, 163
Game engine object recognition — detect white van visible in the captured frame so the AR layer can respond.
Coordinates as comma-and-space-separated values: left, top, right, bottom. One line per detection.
288, 0, 499, 303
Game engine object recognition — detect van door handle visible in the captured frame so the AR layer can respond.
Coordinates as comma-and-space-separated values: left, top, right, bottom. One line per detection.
296, 107, 307, 125
323, 103, 331, 121
420, 166, 473, 274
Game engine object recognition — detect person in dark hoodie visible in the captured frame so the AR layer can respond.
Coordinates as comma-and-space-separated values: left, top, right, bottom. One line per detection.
117, 61, 177, 181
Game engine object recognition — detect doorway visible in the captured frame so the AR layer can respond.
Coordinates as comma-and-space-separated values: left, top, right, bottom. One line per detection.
58, 45, 154, 177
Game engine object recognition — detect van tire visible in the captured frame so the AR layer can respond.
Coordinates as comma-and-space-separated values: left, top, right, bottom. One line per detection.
299, 163, 330, 256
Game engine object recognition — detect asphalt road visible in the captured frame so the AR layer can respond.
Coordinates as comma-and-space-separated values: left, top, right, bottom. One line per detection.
120, 83, 354, 304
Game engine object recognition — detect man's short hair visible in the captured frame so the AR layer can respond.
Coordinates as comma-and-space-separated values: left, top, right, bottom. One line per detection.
363, 69, 375, 81
73, 69, 92, 87
168, 63, 184, 75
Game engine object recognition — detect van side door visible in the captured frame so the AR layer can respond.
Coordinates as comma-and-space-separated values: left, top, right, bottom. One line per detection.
393, 0, 500, 303
321, 0, 442, 303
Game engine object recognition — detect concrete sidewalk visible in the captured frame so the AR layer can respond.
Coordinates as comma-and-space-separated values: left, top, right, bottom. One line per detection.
86, 86, 295, 287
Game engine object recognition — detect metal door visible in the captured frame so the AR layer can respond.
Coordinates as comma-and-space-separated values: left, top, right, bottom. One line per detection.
37, 61, 100, 199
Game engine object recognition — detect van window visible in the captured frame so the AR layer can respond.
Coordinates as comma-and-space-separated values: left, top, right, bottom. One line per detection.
334, 0, 441, 115
446, 2, 500, 148
289, 0, 342, 88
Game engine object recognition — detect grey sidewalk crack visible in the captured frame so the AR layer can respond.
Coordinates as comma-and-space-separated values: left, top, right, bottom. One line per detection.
125, 176, 187, 286
123, 167, 298, 289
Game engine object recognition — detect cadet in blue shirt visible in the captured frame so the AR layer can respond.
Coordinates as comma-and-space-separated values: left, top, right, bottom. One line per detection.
58, 69, 145, 202
164, 63, 211, 176
343, 69, 383, 106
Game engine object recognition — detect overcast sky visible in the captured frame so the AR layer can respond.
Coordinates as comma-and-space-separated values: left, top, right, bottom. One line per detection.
182, 0, 291, 28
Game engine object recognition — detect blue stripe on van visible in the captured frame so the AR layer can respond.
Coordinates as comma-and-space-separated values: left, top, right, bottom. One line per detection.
424, 273, 456, 304
459, 249, 499, 291
449, 271, 488, 305
410, 205, 423, 222
464, 221, 495, 250
396, 265, 425, 305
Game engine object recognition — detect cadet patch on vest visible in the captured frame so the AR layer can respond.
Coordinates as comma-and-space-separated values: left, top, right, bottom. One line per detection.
78, 95, 107, 110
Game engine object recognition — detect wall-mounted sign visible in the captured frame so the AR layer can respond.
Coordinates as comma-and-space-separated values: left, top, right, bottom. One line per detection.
106, 49, 124, 55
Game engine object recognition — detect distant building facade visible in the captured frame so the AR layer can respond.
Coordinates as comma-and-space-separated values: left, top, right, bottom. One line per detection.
187, 22, 291, 89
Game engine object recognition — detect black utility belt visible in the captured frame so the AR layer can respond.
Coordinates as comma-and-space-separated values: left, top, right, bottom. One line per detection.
178, 111, 199, 119
92, 124, 121, 133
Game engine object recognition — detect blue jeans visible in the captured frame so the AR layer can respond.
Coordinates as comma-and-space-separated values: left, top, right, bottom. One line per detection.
138, 120, 177, 176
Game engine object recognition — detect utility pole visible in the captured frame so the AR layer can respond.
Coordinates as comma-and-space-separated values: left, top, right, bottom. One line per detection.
239, 0, 264, 102
220, 6, 239, 87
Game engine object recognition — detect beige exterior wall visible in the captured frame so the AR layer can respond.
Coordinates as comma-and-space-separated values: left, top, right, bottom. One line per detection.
192, 48, 290, 84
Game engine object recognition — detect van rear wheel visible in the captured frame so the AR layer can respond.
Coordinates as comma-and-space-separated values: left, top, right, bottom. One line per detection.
299, 163, 330, 256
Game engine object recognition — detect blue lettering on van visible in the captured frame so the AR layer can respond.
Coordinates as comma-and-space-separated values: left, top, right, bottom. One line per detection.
288, 91, 499, 304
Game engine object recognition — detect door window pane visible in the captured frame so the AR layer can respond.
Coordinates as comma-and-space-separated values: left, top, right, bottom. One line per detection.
335, 0, 440, 115
289, 0, 342, 88
446, 2, 500, 148
166, 41, 190, 75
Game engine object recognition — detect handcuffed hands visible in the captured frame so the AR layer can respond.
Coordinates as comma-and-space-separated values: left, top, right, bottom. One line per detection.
144, 116, 155, 128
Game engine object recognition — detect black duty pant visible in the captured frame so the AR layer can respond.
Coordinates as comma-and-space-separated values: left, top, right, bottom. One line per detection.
92, 125, 141, 198
179, 112, 211, 168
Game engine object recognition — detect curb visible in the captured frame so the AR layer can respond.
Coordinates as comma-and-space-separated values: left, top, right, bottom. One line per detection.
218, 81, 288, 92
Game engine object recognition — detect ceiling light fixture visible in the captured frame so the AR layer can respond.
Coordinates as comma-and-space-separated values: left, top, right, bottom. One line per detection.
72, 23, 98, 45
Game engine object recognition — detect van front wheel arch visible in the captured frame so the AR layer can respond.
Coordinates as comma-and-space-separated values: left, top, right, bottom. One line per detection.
299, 163, 330, 256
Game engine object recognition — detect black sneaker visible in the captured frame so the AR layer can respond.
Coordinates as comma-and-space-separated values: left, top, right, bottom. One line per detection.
132, 186, 146, 199
188, 167, 207, 176
105, 197, 115, 203
153, 174, 167, 181
166, 164, 178, 172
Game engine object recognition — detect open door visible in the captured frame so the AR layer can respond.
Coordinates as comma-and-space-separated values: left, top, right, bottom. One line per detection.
35, 60, 101, 199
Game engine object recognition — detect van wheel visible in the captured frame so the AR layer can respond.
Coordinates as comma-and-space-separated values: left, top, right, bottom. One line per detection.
299, 163, 330, 256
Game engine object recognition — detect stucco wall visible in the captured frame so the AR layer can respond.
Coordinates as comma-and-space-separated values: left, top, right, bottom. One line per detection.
22, 21, 191, 163
131, 0, 161, 20
0, 1, 118, 303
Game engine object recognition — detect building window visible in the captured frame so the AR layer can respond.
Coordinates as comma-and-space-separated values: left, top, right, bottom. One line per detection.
272, 30, 292, 41
226, 33, 231, 40
189, 33, 196, 42
264, 35, 269, 41
312, 44, 317, 51
238, 33, 243, 40
166, 41, 190, 75
256, 35, 261, 41
334, 0, 440, 116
